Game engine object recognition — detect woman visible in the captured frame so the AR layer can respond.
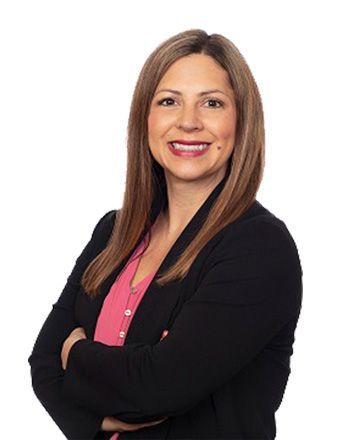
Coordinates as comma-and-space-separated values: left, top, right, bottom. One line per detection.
28, 29, 303, 440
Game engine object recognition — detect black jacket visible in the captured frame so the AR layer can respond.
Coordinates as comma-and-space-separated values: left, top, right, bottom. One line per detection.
28, 178, 303, 439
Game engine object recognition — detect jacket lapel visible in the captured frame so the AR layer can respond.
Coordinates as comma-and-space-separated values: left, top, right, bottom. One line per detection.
151, 174, 228, 277
86, 175, 230, 341
125, 175, 229, 343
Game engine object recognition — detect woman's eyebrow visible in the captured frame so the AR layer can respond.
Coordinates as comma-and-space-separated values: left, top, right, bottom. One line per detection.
155, 88, 227, 97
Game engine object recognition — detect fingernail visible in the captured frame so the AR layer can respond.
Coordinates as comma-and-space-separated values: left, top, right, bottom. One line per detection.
160, 329, 169, 340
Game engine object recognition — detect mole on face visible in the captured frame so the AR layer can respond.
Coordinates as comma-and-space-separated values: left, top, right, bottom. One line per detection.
217, 145, 222, 150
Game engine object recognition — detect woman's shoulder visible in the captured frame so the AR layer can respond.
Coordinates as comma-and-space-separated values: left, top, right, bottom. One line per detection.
197, 200, 303, 321
211, 200, 303, 277
90, 209, 118, 244
228, 200, 299, 245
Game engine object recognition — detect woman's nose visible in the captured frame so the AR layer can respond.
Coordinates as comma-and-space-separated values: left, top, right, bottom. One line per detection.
176, 105, 204, 130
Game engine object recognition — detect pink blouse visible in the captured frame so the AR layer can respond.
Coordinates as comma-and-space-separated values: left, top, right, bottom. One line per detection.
93, 214, 167, 440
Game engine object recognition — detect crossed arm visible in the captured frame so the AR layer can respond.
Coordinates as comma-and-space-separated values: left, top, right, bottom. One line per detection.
28, 211, 302, 437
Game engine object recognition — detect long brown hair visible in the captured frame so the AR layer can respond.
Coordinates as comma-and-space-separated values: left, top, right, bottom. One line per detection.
82, 28, 265, 298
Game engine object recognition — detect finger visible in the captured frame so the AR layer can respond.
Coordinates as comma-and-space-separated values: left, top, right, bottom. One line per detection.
141, 418, 167, 426
74, 326, 85, 334
160, 329, 169, 340
115, 416, 168, 432
121, 420, 164, 431
70, 327, 86, 338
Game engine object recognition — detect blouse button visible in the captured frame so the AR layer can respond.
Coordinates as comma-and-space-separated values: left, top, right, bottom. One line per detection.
130, 286, 138, 294
124, 309, 132, 316
119, 331, 126, 338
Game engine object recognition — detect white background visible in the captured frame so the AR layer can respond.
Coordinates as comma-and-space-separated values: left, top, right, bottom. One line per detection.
1, 0, 347, 438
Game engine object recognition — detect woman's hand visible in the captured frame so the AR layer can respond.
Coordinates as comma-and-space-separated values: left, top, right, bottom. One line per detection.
101, 415, 168, 432
61, 326, 87, 371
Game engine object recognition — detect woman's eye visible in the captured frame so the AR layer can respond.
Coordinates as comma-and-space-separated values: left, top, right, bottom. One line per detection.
205, 99, 223, 108
158, 98, 175, 106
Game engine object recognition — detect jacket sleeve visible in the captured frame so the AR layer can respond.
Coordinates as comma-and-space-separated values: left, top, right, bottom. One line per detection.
62, 218, 303, 422
27, 210, 116, 440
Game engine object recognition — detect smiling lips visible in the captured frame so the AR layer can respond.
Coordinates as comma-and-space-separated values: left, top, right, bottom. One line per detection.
168, 142, 211, 157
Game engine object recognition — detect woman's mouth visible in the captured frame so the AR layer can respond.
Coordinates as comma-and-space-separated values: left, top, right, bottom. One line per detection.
167, 142, 211, 157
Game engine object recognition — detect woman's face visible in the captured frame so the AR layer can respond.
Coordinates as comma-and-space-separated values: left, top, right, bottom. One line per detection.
148, 53, 237, 185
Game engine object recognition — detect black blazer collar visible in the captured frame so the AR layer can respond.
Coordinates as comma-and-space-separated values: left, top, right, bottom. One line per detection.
99, 175, 228, 297
148, 174, 229, 275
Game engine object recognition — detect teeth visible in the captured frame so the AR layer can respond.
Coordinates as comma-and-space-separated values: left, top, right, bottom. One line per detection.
171, 142, 210, 151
